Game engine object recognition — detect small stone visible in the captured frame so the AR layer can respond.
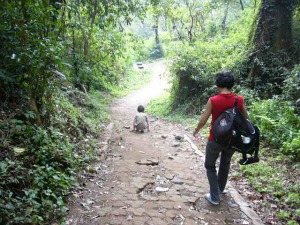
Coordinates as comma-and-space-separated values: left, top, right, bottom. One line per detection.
227, 201, 239, 207
172, 177, 184, 185
271, 204, 277, 209
175, 135, 184, 141
136, 159, 159, 165
155, 187, 169, 192
172, 143, 180, 147
86, 166, 97, 174
165, 173, 174, 180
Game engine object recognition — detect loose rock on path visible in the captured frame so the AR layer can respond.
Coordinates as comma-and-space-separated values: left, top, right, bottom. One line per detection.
65, 60, 263, 225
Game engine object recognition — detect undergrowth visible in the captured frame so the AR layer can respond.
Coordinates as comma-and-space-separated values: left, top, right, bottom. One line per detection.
0, 62, 155, 224
111, 65, 153, 97
239, 156, 300, 223
147, 93, 201, 129
0, 89, 110, 224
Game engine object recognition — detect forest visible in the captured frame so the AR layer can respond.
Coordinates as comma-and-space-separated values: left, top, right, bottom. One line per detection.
0, 0, 299, 224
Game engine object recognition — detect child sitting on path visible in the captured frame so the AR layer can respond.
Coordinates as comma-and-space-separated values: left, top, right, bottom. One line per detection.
132, 105, 150, 133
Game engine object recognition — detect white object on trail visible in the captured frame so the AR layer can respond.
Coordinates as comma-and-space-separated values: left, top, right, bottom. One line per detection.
184, 134, 204, 157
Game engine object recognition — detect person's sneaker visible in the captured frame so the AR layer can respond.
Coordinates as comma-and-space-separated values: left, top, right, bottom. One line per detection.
221, 189, 228, 195
239, 156, 259, 165
205, 193, 220, 206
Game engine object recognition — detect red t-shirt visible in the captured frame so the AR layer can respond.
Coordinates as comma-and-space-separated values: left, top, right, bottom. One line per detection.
208, 93, 244, 141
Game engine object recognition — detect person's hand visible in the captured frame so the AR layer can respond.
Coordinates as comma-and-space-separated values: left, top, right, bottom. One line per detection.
193, 129, 199, 138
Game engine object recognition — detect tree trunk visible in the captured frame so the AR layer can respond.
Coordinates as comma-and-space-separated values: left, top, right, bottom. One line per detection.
254, 0, 294, 51
172, 20, 184, 42
72, 28, 80, 87
154, 25, 159, 44
186, 2, 194, 43
248, 0, 296, 94
239, 0, 244, 10
221, 0, 229, 30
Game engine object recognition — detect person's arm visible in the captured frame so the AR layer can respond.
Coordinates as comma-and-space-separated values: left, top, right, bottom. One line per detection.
146, 116, 150, 131
193, 99, 212, 137
132, 115, 137, 131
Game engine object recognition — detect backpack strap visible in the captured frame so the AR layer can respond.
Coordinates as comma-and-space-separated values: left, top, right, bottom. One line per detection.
234, 96, 238, 108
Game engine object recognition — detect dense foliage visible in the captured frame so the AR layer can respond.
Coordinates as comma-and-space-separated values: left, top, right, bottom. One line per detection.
0, 90, 105, 224
149, 0, 300, 160
0, 0, 152, 224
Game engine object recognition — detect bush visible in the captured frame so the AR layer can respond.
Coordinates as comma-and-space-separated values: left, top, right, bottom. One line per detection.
0, 123, 77, 224
240, 161, 299, 223
283, 64, 300, 103
169, 52, 215, 112
0, 86, 110, 224
249, 98, 300, 160
168, 32, 250, 113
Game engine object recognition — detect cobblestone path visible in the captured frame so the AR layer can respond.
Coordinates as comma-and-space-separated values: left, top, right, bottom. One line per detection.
65, 60, 262, 225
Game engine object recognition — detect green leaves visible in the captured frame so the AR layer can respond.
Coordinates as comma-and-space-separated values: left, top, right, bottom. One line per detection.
250, 98, 300, 159
240, 160, 299, 223
0, 150, 76, 224
13, 147, 26, 154
0, 0, 149, 224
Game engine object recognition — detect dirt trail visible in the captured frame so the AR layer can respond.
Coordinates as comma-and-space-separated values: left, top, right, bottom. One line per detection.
65, 60, 262, 225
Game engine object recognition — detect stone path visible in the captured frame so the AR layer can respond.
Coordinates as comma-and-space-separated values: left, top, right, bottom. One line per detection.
65, 60, 263, 225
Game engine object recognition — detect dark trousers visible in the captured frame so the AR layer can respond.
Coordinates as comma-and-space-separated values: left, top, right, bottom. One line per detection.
205, 140, 235, 202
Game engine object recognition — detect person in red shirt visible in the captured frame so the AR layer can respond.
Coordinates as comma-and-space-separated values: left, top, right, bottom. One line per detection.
193, 71, 248, 205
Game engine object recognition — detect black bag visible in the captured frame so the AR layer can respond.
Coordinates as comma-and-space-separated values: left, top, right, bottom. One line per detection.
212, 96, 260, 165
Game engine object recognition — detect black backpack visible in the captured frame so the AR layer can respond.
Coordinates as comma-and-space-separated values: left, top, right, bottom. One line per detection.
212, 96, 260, 165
